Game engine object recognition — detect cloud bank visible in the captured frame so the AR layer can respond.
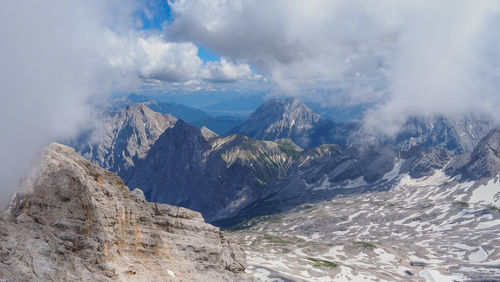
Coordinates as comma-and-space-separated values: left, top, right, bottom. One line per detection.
106, 33, 254, 82
166, 0, 500, 132
0, 0, 139, 206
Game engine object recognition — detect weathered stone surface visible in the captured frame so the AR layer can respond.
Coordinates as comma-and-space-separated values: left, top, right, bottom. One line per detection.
0, 143, 250, 281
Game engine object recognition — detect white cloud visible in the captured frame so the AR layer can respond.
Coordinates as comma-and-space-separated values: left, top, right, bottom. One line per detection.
199, 58, 253, 82
105, 32, 254, 82
167, 0, 397, 93
0, 0, 152, 206
106, 33, 203, 81
166, 0, 500, 132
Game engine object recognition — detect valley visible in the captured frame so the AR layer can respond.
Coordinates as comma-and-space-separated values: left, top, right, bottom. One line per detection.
63, 96, 500, 281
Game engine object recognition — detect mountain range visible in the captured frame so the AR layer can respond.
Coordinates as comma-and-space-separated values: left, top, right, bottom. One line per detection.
16, 95, 500, 280
111, 94, 244, 135
67, 97, 498, 228
231, 97, 493, 153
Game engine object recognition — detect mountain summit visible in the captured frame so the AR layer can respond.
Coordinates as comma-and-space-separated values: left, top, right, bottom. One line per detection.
69, 103, 177, 175
231, 98, 329, 148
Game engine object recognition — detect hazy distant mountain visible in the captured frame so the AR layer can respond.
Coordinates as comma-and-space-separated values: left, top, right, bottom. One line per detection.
68, 103, 177, 175
234, 97, 494, 153
392, 115, 494, 153
114, 94, 244, 135
231, 97, 338, 148
115, 94, 210, 122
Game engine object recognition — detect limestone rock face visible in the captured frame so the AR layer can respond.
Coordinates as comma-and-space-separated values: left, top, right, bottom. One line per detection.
0, 144, 250, 281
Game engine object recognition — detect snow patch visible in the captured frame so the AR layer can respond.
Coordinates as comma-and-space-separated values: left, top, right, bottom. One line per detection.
167, 269, 175, 277
382, 161, 402, 181
469, 177, 500, 206
468, 246, 487, 262
420, 269, 463, 282
344, 176, 368, 188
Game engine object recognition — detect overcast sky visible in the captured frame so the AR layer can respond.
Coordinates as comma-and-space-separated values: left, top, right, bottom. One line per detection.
1, 0, 500, 204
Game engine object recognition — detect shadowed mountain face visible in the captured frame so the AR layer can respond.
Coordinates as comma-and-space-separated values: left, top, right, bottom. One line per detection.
124, 120, 333, 222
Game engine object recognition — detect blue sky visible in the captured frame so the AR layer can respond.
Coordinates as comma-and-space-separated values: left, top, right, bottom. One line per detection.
137, 0, 220, 63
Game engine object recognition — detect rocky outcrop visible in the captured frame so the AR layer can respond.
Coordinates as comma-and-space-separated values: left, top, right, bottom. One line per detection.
0, 144, 250, 281
400, 146, 453, 178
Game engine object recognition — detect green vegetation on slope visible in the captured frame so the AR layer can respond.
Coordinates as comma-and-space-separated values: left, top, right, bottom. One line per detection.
306, 257, 338, 268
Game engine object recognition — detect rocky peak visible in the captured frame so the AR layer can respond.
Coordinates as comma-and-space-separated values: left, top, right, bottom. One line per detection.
473, 127, 500, 158
232, 97, 326, 147
200, 126, 219, 141
448, 127, 500, 180
0, 143, 250, 281
393, 114, 493, 153
156, 119, 212, 153
69, 104, 177, 175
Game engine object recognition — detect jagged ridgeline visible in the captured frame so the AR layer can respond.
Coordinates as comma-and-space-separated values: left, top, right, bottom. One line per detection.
125, 120, 340, 222
67, 97, 496, 227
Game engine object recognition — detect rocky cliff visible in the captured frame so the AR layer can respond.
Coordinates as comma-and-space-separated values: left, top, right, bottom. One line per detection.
0, 144, 250, 281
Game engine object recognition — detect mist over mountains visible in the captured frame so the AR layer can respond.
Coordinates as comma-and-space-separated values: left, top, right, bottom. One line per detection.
3, 1, 500, 280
